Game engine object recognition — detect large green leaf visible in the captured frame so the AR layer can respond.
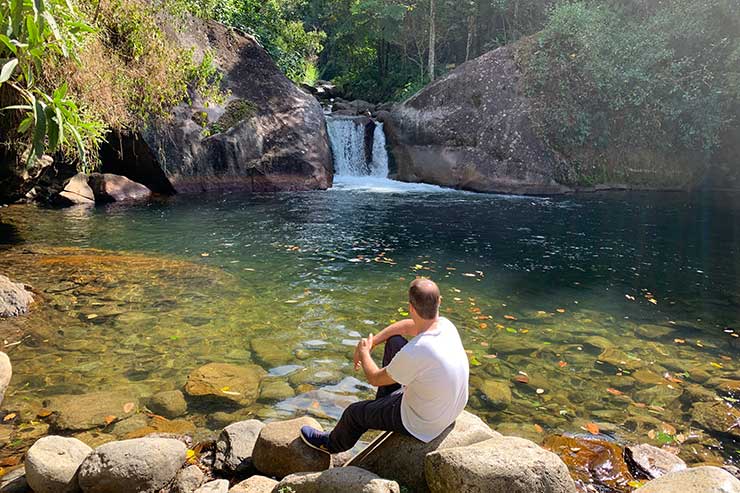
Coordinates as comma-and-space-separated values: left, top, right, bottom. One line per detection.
31, 99, 47, 162
0, 57, 18, 84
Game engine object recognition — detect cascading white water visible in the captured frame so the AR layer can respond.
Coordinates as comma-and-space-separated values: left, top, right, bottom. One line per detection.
326, 116, 389, 178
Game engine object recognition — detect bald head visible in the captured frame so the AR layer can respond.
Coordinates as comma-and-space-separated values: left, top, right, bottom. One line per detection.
409, 278, 441, 320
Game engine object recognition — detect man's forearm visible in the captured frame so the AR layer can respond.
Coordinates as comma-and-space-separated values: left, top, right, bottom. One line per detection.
372, 319, 416, 347
360, 351, 382, 383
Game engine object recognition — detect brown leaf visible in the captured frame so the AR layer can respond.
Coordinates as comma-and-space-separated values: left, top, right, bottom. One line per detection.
513, 375, 530, 385
2, 413, 16, 422
37, 408, 53, 418
123, 402, 135, 414
606, 388, 624, 396
534, 424, 544, 433
504, 315, 517, 321
104, 415, 117, 425
585, 422, 600, 435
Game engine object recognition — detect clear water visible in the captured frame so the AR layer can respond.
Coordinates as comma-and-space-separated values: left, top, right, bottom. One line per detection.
0, 187, 738, 475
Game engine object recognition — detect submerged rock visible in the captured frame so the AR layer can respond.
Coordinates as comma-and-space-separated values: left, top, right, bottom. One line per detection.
425, 436, 577, 493
354, 410, 499, 492
185, 363, 265, 406
473, 378, 512, 410
634, 466, 740, 492
45, 391, 138, 432
0, 275, 33, 318
251, 416, 331, 479
690, 401, 740, 438
88, 173, 151, 203
597, 348, 644, 370
214, 419, 264, 473
25, 435, 92, 493
147, 390, 188, 419
276, 466, 400, 493
625, 444, 687, 479
77, 437, 186, 493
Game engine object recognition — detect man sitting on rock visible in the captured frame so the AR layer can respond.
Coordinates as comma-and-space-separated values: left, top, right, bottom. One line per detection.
300, 278, 469, 453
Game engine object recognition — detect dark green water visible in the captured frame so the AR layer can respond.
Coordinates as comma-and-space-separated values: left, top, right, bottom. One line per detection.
0, 181, 738, 469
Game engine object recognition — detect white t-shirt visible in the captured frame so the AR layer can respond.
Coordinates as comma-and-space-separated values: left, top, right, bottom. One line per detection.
385, 317, 469, 442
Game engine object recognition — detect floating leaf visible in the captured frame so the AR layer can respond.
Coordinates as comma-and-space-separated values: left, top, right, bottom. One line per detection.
556, 308, 566, 313
311, 400, 320, 409
104, 415, 116, 425
2, 413, 16, 422
710, 362, 723, 369
534, 424, 544, 433
674, 338, 685, 344
536, 388, 545, 394
606, 388, 624, 396
505, 327, 517, 334
656, 431, 674, 444
479, 323, 488, 329
469, 356, 482, 366
37, 408, 53, 418
513, 375, 530, 384
123, 402, 135, 414
504, 315, 517, 321
585, 422, 600, 434
558, 361, 568, 368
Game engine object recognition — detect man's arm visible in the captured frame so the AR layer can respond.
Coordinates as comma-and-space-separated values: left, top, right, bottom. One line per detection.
358, 334, 397, 387
372, 319, 417, 347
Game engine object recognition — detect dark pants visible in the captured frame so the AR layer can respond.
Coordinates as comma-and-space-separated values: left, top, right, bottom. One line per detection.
328, 335, 411, 453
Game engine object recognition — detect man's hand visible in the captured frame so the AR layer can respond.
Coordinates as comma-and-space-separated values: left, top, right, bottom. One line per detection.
354, 333, 374, 371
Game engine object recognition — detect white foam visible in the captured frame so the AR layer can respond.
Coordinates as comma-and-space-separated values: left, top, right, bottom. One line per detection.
330, 175, 457, 193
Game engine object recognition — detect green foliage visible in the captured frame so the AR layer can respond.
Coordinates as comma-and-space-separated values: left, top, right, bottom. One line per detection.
522, 0, 739, 158
207, 98, 257, 135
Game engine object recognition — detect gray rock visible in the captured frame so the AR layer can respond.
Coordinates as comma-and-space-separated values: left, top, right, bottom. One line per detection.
625, 444, 687, 479
88, 173, 151, 203
634, 466, 740, 493
109, 414, 149, 437
0, 352, 11, 407
229, 476, 277, 493
252, 417, 331, 479
0, 275, 33, 318
25, 436, 92, 493
58, 173, 95, 205
354, 410, 500, 492
275, 466, 399, 493
166, 465, 204, 493
0, 467, 28, 493
214, 419, 265, 473
425, 436, 577, 493
148, 390, 188, 419
194, 480, 229, 493
185, 363, 265, 407
77, 438, 186, 493
45, 391, 138, 432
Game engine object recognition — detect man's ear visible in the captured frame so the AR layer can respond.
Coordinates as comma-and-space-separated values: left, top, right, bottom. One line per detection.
408, 303, 416, 318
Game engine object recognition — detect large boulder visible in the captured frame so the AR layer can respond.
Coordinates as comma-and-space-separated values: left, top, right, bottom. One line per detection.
147, 390, 188, 419
135, 18, 332, 193
45, 391, 139, 432
275, 466, 400, 493
229, 476, 277, 493
57, 173, 95, 206
251, 417, 331, 479
88, 173, 152, 203
625, 444, 687, 479
77, 438, 187, 493
385, 45, 572, 195
0, 275, 33, 318
214, 419, 265, 473
0, 352, 11, 407
634, 466, 740, 493
353, 410, 500, 492
166, 465, 204, 493
25, 436, 92, 493
185, 363, 265, 407
425, 436, 577, 493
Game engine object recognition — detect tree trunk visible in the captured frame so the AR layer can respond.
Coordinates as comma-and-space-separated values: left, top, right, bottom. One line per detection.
428, 0, 436, 81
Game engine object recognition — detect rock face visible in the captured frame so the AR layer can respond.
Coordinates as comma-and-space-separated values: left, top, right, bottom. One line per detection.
0, 352, 11, 407
57, 173, 95, 205
25, 436, 92, 493
77, 438, 186, 493
214, 419, 264, 473
0, 275, 33, 317
45, 391, 138, 432
354, 410, 500, 492
88, 173, 151, 202
425, 436, 577, 493
251, 416, 331, 479
625, 444, 687, 479
185, 363, 265, 406
276, 466, 400, 493
229, 476, 278, 493
634, 466, 740, 493
135, 18, 332, 193
385, 44, 571, 195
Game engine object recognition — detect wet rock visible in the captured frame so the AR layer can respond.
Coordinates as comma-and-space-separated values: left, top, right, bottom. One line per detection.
680, 384, 718, 403
185, 363, 265, 406
0, 352, 11, 407
598, 348, 644, 370
289, 368, 343, 387
625, 444, 687, 479
0, 275, 33, 318
109, 414, 150, 436
194, 480, 229, 493
426, 436, 577, 493
123, 416, 196, 439
543, 435, 633, 491
275, 466, 399, 493
633, 369, 666, 386
634, 385, 683, 407
78, 437, 186, 493
634, 466, 740, 492
250, 339, 292, 367
354, 410, 500, 492
25, 435, 92, 493
57, 173, 95, 206
214, 419, 264, 473
0, 467, 28, 493
45, 391, 138, 432
707, 378, 740, 397
259, 380, 295, 401
251, 417, 331, 479
73, 431, 117, 449
582, 336, 613, 351
635, 325, 674, 340
229, 475, 277, 493
88, 173, 151, 203
166, 465, 204, 493
691, 401, 740, 438
473, 377, 512, 410
147, 390, 188, 418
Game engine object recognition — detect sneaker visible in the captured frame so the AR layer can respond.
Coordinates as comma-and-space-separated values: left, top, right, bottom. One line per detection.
300, 425, 331, 454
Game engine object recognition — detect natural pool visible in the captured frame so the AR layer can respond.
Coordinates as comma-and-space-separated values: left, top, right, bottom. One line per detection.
0, 179, 738, 483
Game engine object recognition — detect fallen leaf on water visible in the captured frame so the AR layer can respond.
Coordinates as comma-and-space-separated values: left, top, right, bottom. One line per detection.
634, 402, 647, 408
585, 422, 600, 434
710, 362, 724, 369
462, 273, 476, 277
674, 338, 686, 344
482, 354, 497, 359
469, 356, 482, 366
606, 388, 624, 396
534, 424, 544, 433
123, 402, 135, 414
513, 375, 530, 384
556, 308, 566, 313
504, 315, 517, 321
2, 413, 16, 422
86, 314, 98, 319
648, 298, 658, 305
647, 429, 657, 439
625, 294, 636, 301
311, 401, 320, 409
37, 408, 52, 418
536, 388, 545, 395
104, 415, 116, 425
200, 253, 209, 257
479, 323, 488, 329
480, 341, 489, 347
558, 361, 568, 368
660, 422, 676, 435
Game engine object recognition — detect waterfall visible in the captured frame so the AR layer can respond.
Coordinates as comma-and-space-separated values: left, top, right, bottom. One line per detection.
326, 116, 389, 178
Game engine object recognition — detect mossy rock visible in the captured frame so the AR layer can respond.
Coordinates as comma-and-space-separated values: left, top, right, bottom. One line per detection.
209, 99, 257, 135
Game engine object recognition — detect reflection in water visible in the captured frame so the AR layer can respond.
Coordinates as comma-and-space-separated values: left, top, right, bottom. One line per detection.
0, 190, 738, 480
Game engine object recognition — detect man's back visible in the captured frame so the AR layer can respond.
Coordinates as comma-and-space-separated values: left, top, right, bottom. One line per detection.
386, 317, 469, 442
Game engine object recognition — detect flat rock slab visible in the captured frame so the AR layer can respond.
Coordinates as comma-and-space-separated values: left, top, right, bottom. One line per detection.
625, 444, 687, 479
634, 466, 740, 493
185, 363, 265, 406
46, 391, 139, 432
0, 275, 33, 318
276, 466, 400, 493
354, 410, 499, 492
25, 435, 92, 493
425, 436, 577, 493
252, 416, 331, 479
78, 437, 186, 493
